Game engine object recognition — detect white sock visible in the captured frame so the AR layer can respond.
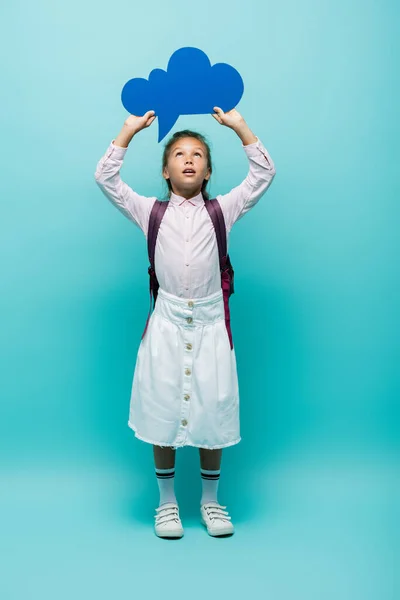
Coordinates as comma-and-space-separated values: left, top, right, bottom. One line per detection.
155, 467, 177, 506
200, 468, 220, 505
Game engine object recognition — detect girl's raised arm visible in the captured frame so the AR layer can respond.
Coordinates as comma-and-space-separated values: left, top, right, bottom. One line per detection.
211, 108, 276, 231
94, 112, 157, 234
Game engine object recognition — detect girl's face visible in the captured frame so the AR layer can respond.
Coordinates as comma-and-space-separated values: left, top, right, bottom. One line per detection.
163, 137, 211, 197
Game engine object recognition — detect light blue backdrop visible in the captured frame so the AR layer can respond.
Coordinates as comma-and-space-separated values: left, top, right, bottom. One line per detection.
1, 1, 397, 598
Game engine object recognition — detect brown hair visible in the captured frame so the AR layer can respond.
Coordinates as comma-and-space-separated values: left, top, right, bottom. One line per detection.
161, 129, 213, 201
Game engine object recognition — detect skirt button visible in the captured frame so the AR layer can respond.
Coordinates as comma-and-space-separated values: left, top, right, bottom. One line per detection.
185, 368, 191, 376
186, 343, 192, 350
188, 300, 194, 308
184, 394, 190, 401
186, 316, 193, 324
181, 419, 188, 426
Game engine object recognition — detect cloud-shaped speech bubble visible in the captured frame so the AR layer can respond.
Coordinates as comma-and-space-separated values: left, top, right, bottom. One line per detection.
121, 47, 244, 142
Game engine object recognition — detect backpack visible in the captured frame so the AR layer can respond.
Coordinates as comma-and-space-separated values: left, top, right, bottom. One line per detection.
141, 198, 235, 349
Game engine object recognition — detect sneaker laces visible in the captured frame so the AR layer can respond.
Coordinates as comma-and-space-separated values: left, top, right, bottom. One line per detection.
154, 503, 180, 526
203, 503, 232, 523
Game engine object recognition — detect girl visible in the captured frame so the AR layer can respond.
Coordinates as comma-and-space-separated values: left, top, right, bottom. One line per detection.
94, 107, 276, 538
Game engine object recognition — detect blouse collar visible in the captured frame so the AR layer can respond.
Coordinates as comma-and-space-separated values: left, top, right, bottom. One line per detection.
169, 190, 205, 207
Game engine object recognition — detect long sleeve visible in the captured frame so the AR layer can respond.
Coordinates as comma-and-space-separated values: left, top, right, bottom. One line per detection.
94, 140, 156, 234
216, 137, 276, 232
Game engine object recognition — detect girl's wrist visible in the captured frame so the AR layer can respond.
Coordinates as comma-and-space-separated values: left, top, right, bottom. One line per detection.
233, 123, 257, 145
114, 125, 137, 148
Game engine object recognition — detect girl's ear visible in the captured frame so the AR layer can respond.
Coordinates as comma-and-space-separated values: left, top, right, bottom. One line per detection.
163, 167, 169, 180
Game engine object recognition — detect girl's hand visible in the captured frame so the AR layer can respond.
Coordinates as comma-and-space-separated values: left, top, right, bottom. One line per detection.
211, 107, 245, 130
124, 110, 156, 134
113, 111, 156, 147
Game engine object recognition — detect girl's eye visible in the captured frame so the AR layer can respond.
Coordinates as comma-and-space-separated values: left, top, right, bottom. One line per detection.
175, 152, 202, 157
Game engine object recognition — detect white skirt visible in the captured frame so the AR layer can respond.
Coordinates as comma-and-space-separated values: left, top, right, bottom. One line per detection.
128, 286, 241, 449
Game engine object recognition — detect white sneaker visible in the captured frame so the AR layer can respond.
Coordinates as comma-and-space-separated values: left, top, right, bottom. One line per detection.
154, 502, 184, 538
200, 501, 235, 536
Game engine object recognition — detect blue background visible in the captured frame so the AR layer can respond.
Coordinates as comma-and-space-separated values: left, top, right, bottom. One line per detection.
1, 1, 398, 598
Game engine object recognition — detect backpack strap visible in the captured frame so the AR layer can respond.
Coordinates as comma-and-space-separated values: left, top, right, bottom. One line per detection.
204, 198, 227, 263
204, 198, 234, 350
141, 200, 169, 340
204, 199, 234, 294
148, 200, 169, 272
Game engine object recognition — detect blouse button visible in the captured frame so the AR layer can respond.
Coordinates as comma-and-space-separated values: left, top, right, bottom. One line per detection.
188, 300, 194, 308
186, 343, 192, 350
184, 394, 190, 401
185, 368, 191, 376
181, 419, 188, 426
186, 317, 193, 324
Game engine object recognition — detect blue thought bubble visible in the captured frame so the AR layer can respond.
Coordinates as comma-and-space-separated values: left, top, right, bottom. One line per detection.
121, 47, 244, 142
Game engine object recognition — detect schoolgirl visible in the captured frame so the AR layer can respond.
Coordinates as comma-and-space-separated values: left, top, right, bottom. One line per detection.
94, 107, 276, 538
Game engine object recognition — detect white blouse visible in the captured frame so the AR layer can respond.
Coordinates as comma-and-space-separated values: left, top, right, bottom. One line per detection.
94, 136, 276, 299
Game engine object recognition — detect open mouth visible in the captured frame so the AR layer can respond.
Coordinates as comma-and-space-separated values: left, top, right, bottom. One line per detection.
183, 169, 196, 176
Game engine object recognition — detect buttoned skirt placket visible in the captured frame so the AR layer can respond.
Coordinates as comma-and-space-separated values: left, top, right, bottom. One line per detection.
173, 298, 195, 446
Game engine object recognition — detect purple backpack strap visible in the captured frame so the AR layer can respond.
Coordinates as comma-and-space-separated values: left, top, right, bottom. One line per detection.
204, 198, 227, 262
204, 198, 234, 350
141, 200, 169, 340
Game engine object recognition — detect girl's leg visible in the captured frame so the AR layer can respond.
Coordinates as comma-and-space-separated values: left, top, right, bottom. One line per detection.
199, 448, 222, 505
153, 445, 176, 469
153, 445, 177, 507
